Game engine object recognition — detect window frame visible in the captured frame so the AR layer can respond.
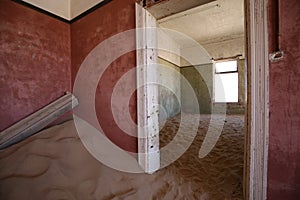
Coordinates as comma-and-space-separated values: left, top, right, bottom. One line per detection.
213, 59, 239, 103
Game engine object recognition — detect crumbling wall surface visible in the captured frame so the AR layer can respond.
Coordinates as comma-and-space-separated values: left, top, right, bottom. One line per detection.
71, 0, 137, 152
226, 59, 246, 115
267, 0, 300, 199
180, 60, 245, 115
158, 58, 181, 122
180, 64, 213, 114
0, 0, 71, 131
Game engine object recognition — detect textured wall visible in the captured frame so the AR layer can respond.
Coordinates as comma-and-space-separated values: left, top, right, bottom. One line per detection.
157, 28, 181, 66
0, 0, 71, 131
226, 59, 246, 115
267, 0, 300, 199
180, 64, 213, 114
71, 0, 137, 152
180, 60, 245, 115
158, 58, 181, 123
202, 36, 245, 60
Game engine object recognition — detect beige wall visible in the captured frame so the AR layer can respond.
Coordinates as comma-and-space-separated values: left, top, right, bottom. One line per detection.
180, 59, 246, 114
158, 58, 181, 122
202, 36, 245, 59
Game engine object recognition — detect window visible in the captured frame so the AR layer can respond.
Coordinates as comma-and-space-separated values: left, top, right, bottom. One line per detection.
214, 60, 238, 102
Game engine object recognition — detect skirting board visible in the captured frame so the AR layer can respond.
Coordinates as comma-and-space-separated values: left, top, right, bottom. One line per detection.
0, 92, 79, 149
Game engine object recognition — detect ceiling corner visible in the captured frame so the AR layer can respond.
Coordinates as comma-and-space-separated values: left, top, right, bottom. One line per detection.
21, 0, 71, 20
21, 0, 105, 21
70, 0, 105, 19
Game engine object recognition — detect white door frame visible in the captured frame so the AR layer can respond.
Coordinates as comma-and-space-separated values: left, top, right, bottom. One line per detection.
136, 0, 269, 199
245, 0, 269, 199
136, 3, 160, 174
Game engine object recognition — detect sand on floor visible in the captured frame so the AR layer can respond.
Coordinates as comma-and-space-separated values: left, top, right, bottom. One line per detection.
0, 114, 245, 200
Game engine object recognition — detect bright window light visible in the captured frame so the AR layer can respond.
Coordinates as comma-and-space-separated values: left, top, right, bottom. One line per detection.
214, 61, 238, 103
215, 60, 237, 73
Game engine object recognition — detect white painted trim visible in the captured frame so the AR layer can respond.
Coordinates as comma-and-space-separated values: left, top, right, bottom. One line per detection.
248, 0, 269, 199
0, 92, 79, 149
135, 3, 160, 174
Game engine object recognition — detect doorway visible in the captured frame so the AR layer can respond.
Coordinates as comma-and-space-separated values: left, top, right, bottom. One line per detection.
136, 0, 269, 199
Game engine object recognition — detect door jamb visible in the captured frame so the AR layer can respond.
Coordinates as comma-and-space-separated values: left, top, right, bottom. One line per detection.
136, 3, 160, 174
245, 0, 269, 199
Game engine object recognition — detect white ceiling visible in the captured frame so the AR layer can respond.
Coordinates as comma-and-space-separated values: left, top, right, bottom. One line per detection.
147, 0, 216, 19
21, 0, 105, 20
21, 0, 244, 59
158, 0, 244, 46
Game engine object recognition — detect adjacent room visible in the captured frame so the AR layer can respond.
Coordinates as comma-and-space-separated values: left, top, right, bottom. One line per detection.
155, 0, 246, 198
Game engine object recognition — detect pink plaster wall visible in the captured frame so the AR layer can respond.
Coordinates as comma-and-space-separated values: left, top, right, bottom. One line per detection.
1, 0, 300, 197
71, 0, 138, 153
0, 0, 71, 131
267, 0, 300, 199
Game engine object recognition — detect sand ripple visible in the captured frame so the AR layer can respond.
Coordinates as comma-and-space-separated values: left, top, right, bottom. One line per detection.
0, 114, 244, 200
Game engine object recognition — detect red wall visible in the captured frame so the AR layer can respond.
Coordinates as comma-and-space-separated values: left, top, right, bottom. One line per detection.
0, 0, 71, 131
1, 0, 300, 196
71, 0, 137, 152
267, 0, 300, 199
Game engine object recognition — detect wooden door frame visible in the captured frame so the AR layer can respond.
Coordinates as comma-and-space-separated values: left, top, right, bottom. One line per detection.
136, 3, 160, 174
136, 0, 269, 199
245, 0, 269, 199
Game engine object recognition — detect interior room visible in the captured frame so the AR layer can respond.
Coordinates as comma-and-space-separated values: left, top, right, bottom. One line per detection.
0, 0, 299, 199
156, 1, 246, 198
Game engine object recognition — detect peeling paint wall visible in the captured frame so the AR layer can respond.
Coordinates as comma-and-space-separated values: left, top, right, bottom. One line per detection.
71, 0, 137, 153
226, 59, 246, 115
267, 0, 300, 199
180, 64, 213, 114
180, 45, 211, 67
158, 58, 181, 123
180, 59, 245, 115
0, 0, 71, 131
202, 36, 245, 59
157, 28, 181, 66
157, 29, 181, 123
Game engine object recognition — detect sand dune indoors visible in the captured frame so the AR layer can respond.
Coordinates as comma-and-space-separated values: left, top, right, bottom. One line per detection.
0, 114, 244, 200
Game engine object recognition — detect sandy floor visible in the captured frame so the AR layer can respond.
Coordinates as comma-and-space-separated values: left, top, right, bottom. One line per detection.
0, 114, 245, 200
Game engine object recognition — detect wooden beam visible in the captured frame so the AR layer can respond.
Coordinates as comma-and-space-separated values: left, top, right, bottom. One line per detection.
0, 92, 79, 149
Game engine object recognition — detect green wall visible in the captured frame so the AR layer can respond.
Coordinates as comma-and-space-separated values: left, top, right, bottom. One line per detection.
158, 58, 181, 122
180, 59, 246, 115
181, 64, 213, 114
